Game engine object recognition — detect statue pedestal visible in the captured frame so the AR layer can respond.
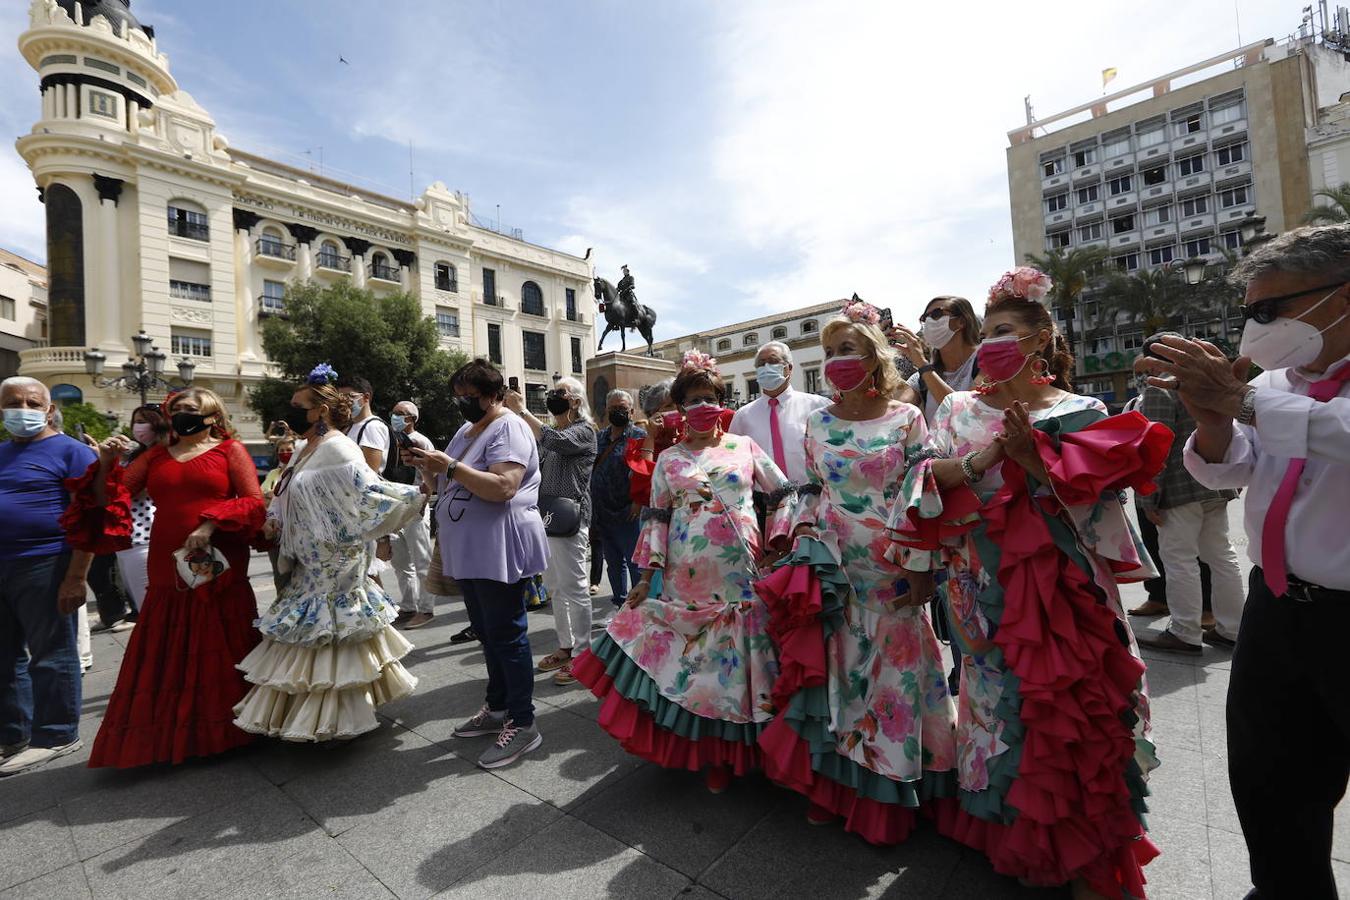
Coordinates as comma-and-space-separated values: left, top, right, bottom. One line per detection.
585, 351, 676, 418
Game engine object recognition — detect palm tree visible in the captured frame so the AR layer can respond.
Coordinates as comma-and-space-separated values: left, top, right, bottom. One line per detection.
1304, 184, 1350, 224
1097, 266, 1190, 338
1023, 246, 1109, 356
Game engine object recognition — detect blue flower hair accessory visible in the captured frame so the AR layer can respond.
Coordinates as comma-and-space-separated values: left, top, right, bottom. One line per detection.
307, 363, 338, 385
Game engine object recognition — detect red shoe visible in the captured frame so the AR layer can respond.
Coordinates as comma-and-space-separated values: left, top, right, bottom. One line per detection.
704, 766, 732, 794
806, 803, 834, 826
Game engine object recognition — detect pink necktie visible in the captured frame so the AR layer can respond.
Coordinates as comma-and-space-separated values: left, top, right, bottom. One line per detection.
768, 397, 788, 475
1261, 368, 1350, 595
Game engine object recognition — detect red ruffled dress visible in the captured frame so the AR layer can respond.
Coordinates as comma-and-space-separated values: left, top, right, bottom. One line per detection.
64, 440, 266, 768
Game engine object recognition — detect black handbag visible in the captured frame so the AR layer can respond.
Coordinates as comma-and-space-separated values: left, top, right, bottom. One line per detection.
538, 495, 581, 538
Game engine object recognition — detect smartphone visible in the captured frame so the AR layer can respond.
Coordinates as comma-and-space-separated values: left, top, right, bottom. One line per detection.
879, 307, 894, 332
73, 422, 85, 440
394, 430, 411, 449
508, 376, 520, 392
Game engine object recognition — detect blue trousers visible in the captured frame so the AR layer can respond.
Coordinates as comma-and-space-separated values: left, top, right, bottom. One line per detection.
592, 518, 641, 605
0, 552, 82, 749
460, 578, 535, 727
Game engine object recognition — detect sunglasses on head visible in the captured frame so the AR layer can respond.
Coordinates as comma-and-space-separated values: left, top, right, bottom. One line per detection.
1243, 281, 1346, 324
919, 308, 951, 323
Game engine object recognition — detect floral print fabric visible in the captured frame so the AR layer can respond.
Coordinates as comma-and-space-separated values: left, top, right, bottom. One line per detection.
608, 436, 794, 724
798, 404, 958, 782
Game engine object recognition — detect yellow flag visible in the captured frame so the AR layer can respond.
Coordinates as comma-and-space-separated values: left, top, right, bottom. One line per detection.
1102, 67, 1119, 89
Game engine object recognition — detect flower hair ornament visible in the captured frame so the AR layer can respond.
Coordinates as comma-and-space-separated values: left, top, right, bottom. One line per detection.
841, 293, 882, 326
988, 266, 1053, 303
306, 362, 339, 386
679, 349, 719, 377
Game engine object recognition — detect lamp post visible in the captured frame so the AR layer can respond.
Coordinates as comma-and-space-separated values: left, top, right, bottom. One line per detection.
84, 329, 196, 407
1238, 215, 1269, 253
1181, 256, 1208, 286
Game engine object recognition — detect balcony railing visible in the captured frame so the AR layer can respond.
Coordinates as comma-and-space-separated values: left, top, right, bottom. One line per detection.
256, 238, 296, 261
521, 303, 547, 317
484, 294, 505, 307
316, 252, 352, 273
168, 220, 210, 241
169, 280, 212, 302
260, 295, 286, 317
370, 263, 401, 282
566, 309, 580, 323
435, 279, 459, 293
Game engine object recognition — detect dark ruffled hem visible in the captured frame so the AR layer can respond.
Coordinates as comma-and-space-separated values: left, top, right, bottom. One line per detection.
573, 646, 764, 775
61, 460, 132, 555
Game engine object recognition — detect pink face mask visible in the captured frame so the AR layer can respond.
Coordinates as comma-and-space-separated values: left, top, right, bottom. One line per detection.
684, 401, 724, 433
131, 422, 157, 446
660, 410, 683, 431
824, 355, 871, 393
976, 335, 1031, 383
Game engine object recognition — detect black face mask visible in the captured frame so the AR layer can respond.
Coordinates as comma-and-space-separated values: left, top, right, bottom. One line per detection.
283, 407, 314, 436
171, 412, 211, 436
545, 395, 571, 416
608, 409, 630, 429
457, 395, 488, 423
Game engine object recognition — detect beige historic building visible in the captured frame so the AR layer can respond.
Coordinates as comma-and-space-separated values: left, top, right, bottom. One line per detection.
14, 0, 594, 444
1006, 30, 1350, 402
0, 247, 48, 380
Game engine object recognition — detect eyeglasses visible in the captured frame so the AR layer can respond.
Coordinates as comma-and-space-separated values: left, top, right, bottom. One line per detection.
918, 308, 951, 323
1243, 281, 1347, 324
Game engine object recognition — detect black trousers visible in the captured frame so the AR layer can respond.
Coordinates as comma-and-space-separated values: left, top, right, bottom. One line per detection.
1135, 500, 1212, 609
88, 554, 130, 627
1228, 567, 1350, 899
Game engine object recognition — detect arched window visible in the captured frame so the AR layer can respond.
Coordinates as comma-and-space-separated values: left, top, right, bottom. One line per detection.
167, 199, 208, 241
317, 240, 347, 271
716, 338, 732, 352
743, 332, 758, 347
371, 251, 397, 281
801, 320, 818, 335
521, 281, 545, 316
46, 183, 86, 345
770, 326, 787, 340
435, 262, 457, 292
257, 227, 291, 260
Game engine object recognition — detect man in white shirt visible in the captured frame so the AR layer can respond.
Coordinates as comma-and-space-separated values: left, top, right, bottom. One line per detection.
1139, 225, 1350, 900
387, 400, 437, 628
729, 340, 830, 484
337, 374, 390, 473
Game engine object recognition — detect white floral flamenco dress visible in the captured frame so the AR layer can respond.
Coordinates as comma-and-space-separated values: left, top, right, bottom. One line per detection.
233, 433, 424, 741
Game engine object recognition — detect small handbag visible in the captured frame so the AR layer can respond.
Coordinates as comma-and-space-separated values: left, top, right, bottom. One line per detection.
538, 495, 582, 538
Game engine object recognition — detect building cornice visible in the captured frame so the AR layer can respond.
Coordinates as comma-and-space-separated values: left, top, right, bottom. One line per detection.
651, 300, 839, 351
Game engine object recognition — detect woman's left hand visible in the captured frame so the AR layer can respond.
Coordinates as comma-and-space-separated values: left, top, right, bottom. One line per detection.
888, 325, 928, 368
183, 522, 216, 552
503, 390, 526, 415
994, 401, 1040, 471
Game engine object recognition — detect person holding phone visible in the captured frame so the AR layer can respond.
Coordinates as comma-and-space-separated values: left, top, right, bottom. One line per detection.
386, 401, 436, 629
404, 359, 548, 769
892, 295, 983, 425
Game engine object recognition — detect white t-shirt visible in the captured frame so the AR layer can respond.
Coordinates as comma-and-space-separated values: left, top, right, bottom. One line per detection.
347, 417, 391, 470
906, 352, 978, 424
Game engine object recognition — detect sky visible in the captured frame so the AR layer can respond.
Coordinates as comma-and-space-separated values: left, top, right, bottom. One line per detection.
0, 0, 1300, 340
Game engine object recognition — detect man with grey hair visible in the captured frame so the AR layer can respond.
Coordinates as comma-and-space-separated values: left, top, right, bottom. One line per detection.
0, 376, 97, 776
589, 388, 646, 611
388, 400, 437, 629
729, 340, 828, 484
1139, 224, 1350, 899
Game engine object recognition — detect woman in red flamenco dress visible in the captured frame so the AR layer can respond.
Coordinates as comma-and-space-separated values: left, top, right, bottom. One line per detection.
65, 387, 265, 768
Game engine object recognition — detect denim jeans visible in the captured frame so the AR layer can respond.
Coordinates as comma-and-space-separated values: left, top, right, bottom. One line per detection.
0, 552, 82, 749
460, 578, 535, 727
593, 518, 641, 605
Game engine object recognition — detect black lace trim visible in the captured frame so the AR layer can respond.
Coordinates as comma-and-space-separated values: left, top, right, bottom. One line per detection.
763, 483, 799, 507
642, 507, 672, 524
906, 447, 943, 467
798, 484, 823, 498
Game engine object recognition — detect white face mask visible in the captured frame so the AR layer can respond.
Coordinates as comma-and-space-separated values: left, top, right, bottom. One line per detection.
755, 363, 788, 393
1239, 286, 1349, 371
921, 315, 956, 350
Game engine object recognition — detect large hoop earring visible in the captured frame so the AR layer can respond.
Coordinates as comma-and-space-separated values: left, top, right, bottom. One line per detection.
1029, 358, 1054, 386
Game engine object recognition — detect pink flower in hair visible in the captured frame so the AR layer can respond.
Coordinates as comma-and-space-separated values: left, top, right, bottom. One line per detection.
680, 349, 719, 376
989, 266, 1053, 303
842, 295, 882, 326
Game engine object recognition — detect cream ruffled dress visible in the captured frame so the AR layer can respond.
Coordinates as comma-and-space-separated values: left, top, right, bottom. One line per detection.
233, 432, 424, 741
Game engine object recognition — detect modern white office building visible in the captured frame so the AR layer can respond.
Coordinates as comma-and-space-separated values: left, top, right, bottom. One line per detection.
14, 0, 594, 441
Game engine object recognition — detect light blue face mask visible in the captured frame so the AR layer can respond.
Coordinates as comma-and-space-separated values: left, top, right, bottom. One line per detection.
390, 413, 406, 432
756, 363, 788, 393
349, 396, 364, 418
3, 407, 48, 438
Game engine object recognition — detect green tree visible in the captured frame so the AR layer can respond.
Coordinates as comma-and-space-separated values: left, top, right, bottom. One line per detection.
1304, 184, 1350, 224
250, 281, 470, 447
1023, 246, 1109, 356
59, 401, 118, 442
1097, 265, 1193, 336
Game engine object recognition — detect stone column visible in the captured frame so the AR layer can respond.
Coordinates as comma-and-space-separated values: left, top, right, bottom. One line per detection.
343, 237, 371, 289
42, 87, 53, 120
128, 99, 140, 134
233, 209, 262, 361
92, 175, 126, 352
392, 249, 416, 295
286, 223, 318, 281
65, 83, 77, 119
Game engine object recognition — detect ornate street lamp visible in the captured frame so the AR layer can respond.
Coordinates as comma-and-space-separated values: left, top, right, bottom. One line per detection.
84, 330, 194, 407
1181, 257, 1208, 286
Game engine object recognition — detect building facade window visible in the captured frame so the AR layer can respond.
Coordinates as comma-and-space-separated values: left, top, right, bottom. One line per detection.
1173, 113, 1203, 135
770, 326, 787, 340
521, 281, 545, 316
1077, 184, 1100, 204
1176, 154, 1205, 177
167, 204, 209, 241
1072, 146, 1096, 167
436, 307, 459, 337
1148, 245, 1176, 266
1137, 127, 1166, 148
1180, 195, 1209, 218
434, 262, 457, 292
0, 296, 14, 320
747, 379, 761, 399
370, 252, 398, 281
1144, 205, 1172, 226
1183, 236, 1212, 257
1046, 193, 1068, 213
170, 329, 212, 357
716, 338, 732, 352
571, 336, 583, 374
1211, 102, 1244, 126
1215, 142, 1246, 166
261, 279, 285, 313
1142, 166, 1167, 186
1221, 230, 1243, 251
804, 367, 822, 394
1047, 230, 1071, 250
1042, 156, 1065, 177
525, 383, 548, 415
257, 229, 288, 258
743, 332, 758, 347
801, 320, 818, 334
487, 323, 503, 364
1111, 214, 1135, 235
523, 330, 547, 371
1107, 174, 1132, 196
1113, 252, 1140, 272
565, 288, 578, 321
1102, 134, 1132, 158
317, 241, 348, 271
169, 279, 211, 302
1079, 222, 1103, 242
483, 267, 498, 305
1218, 183, 1250, 209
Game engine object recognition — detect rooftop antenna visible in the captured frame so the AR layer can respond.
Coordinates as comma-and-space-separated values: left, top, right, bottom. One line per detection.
408, 139, 415, 202
1024, 95, 1035, 127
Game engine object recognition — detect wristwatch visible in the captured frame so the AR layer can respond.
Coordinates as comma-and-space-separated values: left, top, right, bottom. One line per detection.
1236, 387, 1257, 426
446, 457, 460, 477
916, 364, 937, 375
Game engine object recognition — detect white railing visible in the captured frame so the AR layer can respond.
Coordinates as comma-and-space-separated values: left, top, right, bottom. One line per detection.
19, 346, 87, 366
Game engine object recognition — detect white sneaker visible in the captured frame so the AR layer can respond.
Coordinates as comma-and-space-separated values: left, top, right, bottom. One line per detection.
0, 740, 83, 777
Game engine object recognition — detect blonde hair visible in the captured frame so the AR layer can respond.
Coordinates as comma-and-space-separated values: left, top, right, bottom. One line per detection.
820, 315, 902, 396
169, 387, 237, 440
